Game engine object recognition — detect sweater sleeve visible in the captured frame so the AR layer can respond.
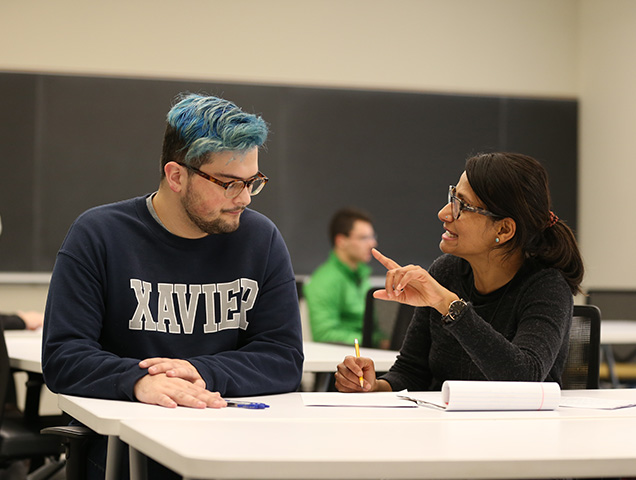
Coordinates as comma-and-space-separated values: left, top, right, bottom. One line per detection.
444, 269, 572, 383
0, 313, 26, 330
42, 249, 145, 400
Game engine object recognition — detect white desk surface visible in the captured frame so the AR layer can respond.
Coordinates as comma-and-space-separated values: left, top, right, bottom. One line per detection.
120, 415, 636, 480
600, 319, 636, 345
302, 341, 398, 372
5, 329, 43, 373
105, 389, 636, 480
58, 388, 636, 437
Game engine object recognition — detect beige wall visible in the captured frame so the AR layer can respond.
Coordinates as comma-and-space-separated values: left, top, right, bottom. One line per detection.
578, 0, 636, 288
0, 0, 578, 95
0, 0, 634, 303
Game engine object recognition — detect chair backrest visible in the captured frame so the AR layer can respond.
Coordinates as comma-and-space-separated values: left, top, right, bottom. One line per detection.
0, 322, 10, 426
586, 289, 636, 320
561, 305, 601, 390
295, 277, 313, 342
362, 287, 415, 350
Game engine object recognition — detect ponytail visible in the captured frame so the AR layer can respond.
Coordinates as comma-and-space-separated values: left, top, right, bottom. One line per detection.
531, 220, 584, 295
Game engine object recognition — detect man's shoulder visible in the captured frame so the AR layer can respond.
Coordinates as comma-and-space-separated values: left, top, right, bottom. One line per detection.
241, 208, 276, 229
238, 209, 283, 244
65, 197, 147, 244
307, 256, 348, 285
76, 196, 143, 224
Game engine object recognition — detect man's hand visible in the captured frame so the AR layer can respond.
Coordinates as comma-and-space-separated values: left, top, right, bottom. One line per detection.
133, 373, 226, 409
139, 357, 206, 387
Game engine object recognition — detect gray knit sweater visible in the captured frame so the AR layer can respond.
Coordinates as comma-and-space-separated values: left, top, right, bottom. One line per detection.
380, 254, 573, 391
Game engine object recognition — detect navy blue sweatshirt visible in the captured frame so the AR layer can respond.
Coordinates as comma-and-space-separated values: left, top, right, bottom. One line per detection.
42, 195, 303, 400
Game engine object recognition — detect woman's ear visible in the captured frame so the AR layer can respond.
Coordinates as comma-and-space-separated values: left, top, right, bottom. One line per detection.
496, 217, 516, 244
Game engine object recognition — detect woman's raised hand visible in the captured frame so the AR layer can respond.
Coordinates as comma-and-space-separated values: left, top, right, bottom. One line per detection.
372, 248, 453, 311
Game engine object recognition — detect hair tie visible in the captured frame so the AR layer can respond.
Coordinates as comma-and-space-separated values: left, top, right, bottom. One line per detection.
547, 211, 559, 228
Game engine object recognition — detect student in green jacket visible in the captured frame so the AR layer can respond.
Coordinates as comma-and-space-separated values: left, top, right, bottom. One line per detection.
304, 207, 379, 345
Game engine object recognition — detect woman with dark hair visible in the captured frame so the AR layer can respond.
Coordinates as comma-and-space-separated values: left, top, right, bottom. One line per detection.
335, 152, 584, 393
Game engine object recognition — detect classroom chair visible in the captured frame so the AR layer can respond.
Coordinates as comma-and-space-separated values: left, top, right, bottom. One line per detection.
0, 323, 65, 479
561, 305, 601, 390
586, 289, 636, 386
361, 287, 415, 351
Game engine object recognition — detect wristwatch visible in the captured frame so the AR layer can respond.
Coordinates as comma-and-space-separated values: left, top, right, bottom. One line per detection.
441, 299, 468, 324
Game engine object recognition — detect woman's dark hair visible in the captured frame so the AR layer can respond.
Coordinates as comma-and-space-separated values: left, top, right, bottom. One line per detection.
465, 152, 584, 295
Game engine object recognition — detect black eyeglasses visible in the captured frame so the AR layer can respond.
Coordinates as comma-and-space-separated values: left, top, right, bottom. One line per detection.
448, 185, 501, 220
177, 162, 268, 199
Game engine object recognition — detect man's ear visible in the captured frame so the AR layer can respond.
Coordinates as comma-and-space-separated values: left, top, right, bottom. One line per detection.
496, 217, 516, 244
164, 162, 187, 193
333, 233, 348, 250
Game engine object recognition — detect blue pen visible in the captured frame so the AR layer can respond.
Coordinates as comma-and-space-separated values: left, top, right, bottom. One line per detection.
226, 401, 270, 409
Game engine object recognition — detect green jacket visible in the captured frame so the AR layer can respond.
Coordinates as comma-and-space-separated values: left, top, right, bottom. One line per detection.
303, 251, 371, 345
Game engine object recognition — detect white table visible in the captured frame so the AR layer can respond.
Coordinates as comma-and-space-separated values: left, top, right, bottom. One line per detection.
121, 415, 636, 480
58, 390, 636, 480
4, 329, 54, 419
5, 329, 43, 373
600, 319, 636, 345
599, 320, 636, 387
302, 341, 397, 372
48, 339, 396, 480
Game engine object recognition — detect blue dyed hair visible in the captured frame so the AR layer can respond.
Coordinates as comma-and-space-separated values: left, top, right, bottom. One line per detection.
160, 93, 268, 174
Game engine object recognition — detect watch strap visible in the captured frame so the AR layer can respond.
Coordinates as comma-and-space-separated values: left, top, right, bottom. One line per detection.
442, 298, 467, 324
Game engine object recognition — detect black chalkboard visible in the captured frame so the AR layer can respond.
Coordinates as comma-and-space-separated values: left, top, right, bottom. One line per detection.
0, 73, 577, 275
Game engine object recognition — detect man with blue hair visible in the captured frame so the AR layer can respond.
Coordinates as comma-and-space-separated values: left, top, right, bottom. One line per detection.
42, 93, 303, 479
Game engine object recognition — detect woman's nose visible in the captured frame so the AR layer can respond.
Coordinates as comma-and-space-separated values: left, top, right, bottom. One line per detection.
438, 203, 453, 223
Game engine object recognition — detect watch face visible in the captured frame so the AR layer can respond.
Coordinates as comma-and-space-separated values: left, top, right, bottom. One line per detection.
448, 300, 467, 319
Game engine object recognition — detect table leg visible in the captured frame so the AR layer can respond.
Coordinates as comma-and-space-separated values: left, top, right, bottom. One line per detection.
105, 435, 124, 480
129, 445, 148, 480
602, 344, 620, 388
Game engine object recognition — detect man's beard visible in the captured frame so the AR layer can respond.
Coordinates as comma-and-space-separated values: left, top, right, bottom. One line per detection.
181, 190, 243, 235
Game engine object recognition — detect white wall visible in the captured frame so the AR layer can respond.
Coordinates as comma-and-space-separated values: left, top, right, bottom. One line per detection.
0, 0, 633, 297
578, 0, 636, 289
0, 0, 577, 96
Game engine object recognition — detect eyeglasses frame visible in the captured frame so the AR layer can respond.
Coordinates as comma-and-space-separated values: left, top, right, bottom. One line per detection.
176, 162, 269, 198
448, 185, 502, 220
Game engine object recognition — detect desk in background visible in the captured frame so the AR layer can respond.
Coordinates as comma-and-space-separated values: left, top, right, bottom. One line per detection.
5, 329, 43, 373
302, 341, 397, 372
4, 332, 398, 377
599, 320, 636, 387
4, 329, 62, 418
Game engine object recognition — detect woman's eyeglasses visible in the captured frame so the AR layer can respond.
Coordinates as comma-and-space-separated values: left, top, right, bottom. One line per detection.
447, 185, 501, 220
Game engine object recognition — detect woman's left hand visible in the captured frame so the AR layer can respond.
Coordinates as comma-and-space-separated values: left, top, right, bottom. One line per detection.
372, 249, 457, 312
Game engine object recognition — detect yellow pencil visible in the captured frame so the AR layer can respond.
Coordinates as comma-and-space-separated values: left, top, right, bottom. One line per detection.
354, 338, 364, 388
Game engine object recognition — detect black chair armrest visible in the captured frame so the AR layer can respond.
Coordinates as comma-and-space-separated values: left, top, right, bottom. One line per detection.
41, 425, 101, 480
